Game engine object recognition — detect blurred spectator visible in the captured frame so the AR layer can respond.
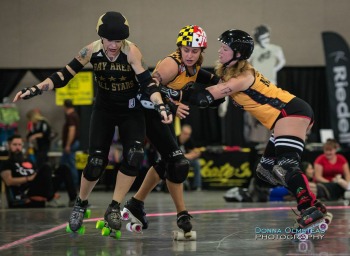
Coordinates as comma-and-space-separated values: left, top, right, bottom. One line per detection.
314, 139, 350, 199
60, 99, 80, 188
26, 109, 52, 168
177, 124, 202, 191
0, 134, 77, 208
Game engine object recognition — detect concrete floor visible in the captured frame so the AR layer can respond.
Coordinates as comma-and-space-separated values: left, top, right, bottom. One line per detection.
0, 190, 349, 256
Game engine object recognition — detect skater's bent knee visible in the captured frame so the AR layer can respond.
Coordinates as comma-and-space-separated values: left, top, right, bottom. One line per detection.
166, 157, 189, 183
119, 163, 139, 177
83, 152, 107, 181
126, 141, 144, 167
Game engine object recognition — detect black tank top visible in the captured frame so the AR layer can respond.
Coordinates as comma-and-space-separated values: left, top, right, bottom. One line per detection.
90, 40, 140, 111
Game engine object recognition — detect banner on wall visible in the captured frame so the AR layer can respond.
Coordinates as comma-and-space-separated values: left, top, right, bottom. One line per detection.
322, 32, 350, 147
194, 151, 252, 189
55, 71, 94, 106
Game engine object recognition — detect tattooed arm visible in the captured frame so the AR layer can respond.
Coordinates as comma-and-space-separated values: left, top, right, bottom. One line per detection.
13, 43, 92, 102
206, 70, 255, 99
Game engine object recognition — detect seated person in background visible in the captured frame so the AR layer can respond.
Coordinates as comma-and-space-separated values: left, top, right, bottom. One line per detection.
0, 134, 77, 208
177, 124, 202, 191
314, 139, 350, 198
269, 161, 345, 201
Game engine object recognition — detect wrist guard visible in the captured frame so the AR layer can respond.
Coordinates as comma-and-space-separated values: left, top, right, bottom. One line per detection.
167, 101, 179, 115
21, 85, 42, 100
154, 103, 171, 120
159, 84, 181, 101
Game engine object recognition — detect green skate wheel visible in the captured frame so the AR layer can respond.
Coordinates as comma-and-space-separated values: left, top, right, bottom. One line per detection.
101, 227, 111, 236
85, 209, 91, 218
96, 220, 105, 230
66, 223, 72, 233
77, 226, 85, 235
115, 230, 121, 239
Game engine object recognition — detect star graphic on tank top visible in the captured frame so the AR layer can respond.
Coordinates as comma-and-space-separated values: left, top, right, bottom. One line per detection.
119, 76, 127, 81
108, 76, 117, 82
99, 76, 105, 81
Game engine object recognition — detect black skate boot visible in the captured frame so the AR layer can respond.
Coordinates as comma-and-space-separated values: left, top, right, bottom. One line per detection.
104, 203, 122, 231
296, 206, 325, 229
177, 211, 193, 234
123, 197, 148, 229
67, 197, 90, 233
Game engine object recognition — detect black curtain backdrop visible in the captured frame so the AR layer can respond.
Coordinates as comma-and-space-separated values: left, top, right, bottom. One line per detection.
0, 67, 331, 149
0, 69, 27, 102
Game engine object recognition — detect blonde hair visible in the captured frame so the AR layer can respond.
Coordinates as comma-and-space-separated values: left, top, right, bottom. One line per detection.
214, 59, 254, 82
26, 109, 46, 123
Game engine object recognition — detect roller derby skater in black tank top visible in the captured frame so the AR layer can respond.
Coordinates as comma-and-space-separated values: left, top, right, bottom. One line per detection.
13, 11, 172, 239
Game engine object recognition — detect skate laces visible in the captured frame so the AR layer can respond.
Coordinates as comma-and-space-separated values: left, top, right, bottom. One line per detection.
109, 206, 121, 222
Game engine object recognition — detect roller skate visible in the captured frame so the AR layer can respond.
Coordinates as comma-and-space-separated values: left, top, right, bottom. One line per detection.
290, 205, 328, 241
313, 199, 333, 225
66, 197, 91, 235
121, 197, 148, 234
173, 211, 197, 241
96, 203, 122, 239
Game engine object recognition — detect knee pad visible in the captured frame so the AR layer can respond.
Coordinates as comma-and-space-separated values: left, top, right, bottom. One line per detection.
127, 141, 144, 167
165, 156, 190, 184
154, 160, 167, 180
119, 162, 139, 177
83, 151, 108, 181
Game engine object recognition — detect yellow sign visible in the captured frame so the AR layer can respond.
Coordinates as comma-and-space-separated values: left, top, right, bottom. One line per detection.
55, 71, 94, 105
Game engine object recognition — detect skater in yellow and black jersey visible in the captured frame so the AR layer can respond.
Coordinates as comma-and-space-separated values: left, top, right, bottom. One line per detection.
13, 11, 171, 235
173, 29, 331, 229
123, 25, 220, 238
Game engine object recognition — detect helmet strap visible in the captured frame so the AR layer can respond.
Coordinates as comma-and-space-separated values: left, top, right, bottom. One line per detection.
223, 53, 238, 67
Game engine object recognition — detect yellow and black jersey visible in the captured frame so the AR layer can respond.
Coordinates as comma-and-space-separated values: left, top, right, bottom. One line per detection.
230, 71, 295, 129
89, 40, 140, 111
154, 51, 201, 90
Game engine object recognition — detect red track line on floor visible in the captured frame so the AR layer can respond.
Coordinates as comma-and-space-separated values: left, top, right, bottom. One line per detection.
0, 205, 349, 251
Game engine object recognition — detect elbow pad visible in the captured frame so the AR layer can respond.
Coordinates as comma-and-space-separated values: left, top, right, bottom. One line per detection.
137, 70, 159, 96
196, 69, 220, 85
182, 88, 214, 108
49, 67, 74, 89
49, 58, 83, 89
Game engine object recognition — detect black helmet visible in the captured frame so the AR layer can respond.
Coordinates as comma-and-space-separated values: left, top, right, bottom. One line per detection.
253, 25, 270, 42
96, 12, 129, 40
218, 29, 254, 60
